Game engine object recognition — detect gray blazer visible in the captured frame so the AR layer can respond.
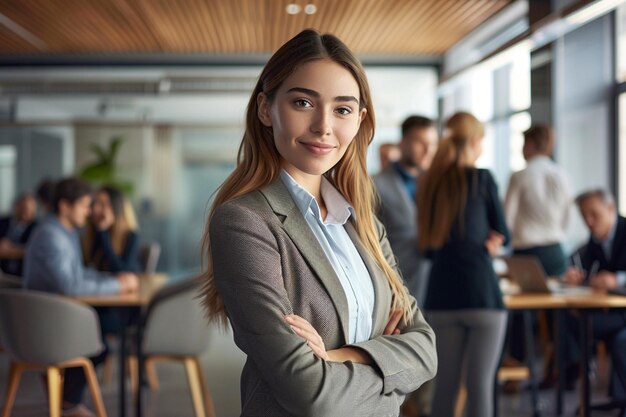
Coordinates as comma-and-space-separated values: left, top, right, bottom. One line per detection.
210, 179, 437, 417
373, 165, 428, 304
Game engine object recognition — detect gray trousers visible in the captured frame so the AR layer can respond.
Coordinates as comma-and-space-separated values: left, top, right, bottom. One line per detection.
428, 309, 508, 417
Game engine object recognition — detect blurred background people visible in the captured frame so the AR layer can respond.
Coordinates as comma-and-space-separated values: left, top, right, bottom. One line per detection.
561, 189, 626, 406
82, 185, 140, 273
23, 177, 139, 417
418, 112, 510, 417
505, 124, 570, 276
374, 115, 437, 303
36, 179, 56, 217
374, 115, 438, 417
0, 193, 38, 276
503, 124, 571, 389
378, 142, 401, 170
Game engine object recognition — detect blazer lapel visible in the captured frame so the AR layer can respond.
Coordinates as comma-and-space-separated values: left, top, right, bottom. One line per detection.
260, 179, 351, 344
610, 217, 626, 268
344, 221, 390, 337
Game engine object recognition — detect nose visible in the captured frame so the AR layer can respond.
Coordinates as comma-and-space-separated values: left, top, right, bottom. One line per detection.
310, 109, 332, 136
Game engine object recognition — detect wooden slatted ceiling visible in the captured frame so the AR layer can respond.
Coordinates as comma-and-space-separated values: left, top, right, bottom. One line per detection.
0, 0, 511, 56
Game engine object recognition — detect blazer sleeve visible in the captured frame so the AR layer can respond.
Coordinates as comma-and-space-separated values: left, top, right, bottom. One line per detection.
483, 170, 511, 245
210, 202, 414, 417
348, 216, 437, 396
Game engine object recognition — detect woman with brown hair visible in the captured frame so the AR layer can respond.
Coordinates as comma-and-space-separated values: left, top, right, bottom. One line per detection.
201, 29, 436, 416
82, 186, 140, 273
418, 112, 509, 417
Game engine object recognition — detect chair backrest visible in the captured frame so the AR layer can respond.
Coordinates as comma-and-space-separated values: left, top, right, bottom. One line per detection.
139, 241, 161, 275
142, 277, 210, 356
0, 289, 104, 364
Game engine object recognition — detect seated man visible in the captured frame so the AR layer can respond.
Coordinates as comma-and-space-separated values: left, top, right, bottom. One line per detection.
0, 193, 38, 276
24, 177, 138, 417
563, 189, 626, 403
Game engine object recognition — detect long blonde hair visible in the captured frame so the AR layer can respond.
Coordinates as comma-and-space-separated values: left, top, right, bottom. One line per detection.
201, 29, 412, 326
418, 112, 484, 250
83, 186, 138, 270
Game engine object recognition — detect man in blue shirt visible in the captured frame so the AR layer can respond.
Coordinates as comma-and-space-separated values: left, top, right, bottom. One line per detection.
24, 177, 138, 417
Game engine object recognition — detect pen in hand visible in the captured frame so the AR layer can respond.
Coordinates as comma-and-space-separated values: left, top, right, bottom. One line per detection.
587, 260, 599, 282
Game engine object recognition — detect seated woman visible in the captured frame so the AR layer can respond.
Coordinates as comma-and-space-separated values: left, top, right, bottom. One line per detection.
82, 186, 140, 273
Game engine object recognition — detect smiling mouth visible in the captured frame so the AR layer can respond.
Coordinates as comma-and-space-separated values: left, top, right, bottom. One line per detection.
298, 141, 337, 155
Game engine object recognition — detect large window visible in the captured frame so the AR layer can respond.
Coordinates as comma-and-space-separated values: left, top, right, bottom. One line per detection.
617, 5, 626, 215
440, 43, 531, 194
0, 145, 16, 213
619, 93, 626, 216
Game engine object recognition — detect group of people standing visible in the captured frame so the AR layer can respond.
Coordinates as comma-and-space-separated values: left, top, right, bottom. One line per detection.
376, 111, 626, 416
375, 112, 510, 417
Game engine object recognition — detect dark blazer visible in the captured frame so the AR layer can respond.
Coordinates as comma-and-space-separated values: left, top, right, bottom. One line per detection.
210, 179, 437, 417
576, 215, 626, 279
0, 216, 37, 276
424, 168, 510, 310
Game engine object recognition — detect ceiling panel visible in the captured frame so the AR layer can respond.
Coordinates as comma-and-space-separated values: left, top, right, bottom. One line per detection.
0, 0, 512, 56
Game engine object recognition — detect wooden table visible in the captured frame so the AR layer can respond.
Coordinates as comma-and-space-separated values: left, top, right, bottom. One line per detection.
75, 274, 168, 417
503, 290, 626, 417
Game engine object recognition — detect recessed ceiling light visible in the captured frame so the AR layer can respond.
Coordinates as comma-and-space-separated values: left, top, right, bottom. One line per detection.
286, 4, 301, 14
304, 4, 317, 15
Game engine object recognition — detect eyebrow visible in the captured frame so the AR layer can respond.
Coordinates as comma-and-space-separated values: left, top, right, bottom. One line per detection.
286, 87, 359, 104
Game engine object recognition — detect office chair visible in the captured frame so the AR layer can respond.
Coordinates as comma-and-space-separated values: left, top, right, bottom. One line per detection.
0, 289, 108, 417
136, 277, 215, 417
138, 242, 161, 275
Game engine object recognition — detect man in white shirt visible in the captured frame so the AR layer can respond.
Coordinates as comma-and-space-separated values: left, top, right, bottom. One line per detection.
505, 124, 571, 275
504, 124, 571, 389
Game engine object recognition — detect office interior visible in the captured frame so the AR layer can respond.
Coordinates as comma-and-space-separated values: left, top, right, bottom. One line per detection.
0, 0, 625, 416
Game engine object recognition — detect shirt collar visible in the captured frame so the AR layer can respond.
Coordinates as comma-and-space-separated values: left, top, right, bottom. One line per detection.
279, 170, 354, 225
527, 155, 551, 166
392, 161, 415, 181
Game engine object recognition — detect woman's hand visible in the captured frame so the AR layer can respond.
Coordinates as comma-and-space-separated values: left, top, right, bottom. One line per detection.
384, 309, 403, 335
286, 310, 399, 365
484, 230, 505, 256
285, 314, 330, 360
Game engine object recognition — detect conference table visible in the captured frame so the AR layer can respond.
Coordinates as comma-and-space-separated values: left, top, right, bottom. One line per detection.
76, 273, 168, 417
504, 290, 626, 417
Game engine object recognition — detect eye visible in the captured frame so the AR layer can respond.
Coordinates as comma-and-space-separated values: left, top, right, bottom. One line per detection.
294, 99, 312, 108
336, 107, 353, 116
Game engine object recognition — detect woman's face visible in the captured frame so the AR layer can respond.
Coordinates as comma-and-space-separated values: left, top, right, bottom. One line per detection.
257, 59, 366, 184
91, 191, 115, 229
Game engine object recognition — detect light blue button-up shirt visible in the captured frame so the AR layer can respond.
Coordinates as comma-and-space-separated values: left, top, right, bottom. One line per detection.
23, 216, 120, 295
280, 170, 375, 344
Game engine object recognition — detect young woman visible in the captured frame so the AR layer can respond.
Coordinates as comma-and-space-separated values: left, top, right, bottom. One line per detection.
82, 186, 140, 273
201, 29, 436, 416
418, 112, 510, 417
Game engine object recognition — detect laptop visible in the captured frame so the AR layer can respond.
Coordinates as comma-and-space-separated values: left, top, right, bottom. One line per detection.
505, 255, 593, 295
